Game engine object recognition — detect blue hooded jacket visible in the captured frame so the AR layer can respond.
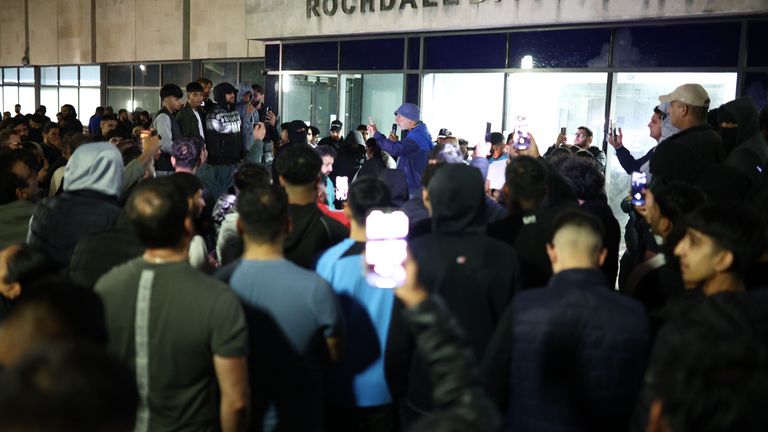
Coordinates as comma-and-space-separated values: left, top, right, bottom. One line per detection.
374, 122, 433, 196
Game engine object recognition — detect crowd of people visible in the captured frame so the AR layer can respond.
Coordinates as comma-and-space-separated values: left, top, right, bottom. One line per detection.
0, 77, 767, 432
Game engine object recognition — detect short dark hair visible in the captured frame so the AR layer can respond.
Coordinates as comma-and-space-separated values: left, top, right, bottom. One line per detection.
169, 172, 204, 201
551, 209, 606, 247
490, 132, 505, 146
356, 124, 368, 133
308, 125, 320, 137
654, 332, 768, 432
651, 181, 708, 249
251, 84, 264, 95
234, 162, 272, 191
170, 136, 204, 169
95, 106, 104, 115
196, 77, 212, 87
274, 144, 321, 186
506, 156, 548, 206
0, 342, 138, 431
577, 126, 593, 138
160, 84, 183, 100
686, 204, 766, 276
237, 184, 288, 243
421, 161, 446, 188
100, 113, 117, 122
316, 145, 336, 159
557, 157, 604, 200
2, 244, 57, 290
127, 178, 190, 248
118, 108, 128, 115
0, 150, 29, 204
41, 122, 59, 135
347, 177, 392, 225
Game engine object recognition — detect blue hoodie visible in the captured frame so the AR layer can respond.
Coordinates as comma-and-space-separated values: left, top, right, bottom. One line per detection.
236, 83, 258, 153
374, 122, 433, 196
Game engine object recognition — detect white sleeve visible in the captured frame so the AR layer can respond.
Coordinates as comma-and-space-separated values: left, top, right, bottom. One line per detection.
151, 113, 173, 153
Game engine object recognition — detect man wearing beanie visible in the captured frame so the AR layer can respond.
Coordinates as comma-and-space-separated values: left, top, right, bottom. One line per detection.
151, 83, 184, 175
368, 103, 433, 196
176, 81, 206, 141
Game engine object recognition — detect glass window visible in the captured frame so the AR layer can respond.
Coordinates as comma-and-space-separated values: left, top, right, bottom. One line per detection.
265, 44, 280, 71
505, 72, 608, 149
743, 73, 768, 111
108, 89, 133, 112
340, 73, 403, 134
202, 62, 237, 86
282, 42, 338, 71
605, 72, 738, 242
424, 34, 507, 69
40, 88, 59, 115
80, 66, 101, 86
19, 87, 35, 113
3, 86, 18, 113
19, 68, 34, 84
108, 65, 132, 86
60, 66, 78, 86
79, 88, 101, 128
747, 20, 768, 67
134, 64, 160, 87
133, 89, 160, 114
4, 68, 18, 84
240, 61, 266, 88
422, 73, 505, 143
59, 88, 79, 116
282, 74, 339, 135
41, 67, 58, 85
161, 63, 192, 86
508, 29, 611, 68
340, 39, 405, 70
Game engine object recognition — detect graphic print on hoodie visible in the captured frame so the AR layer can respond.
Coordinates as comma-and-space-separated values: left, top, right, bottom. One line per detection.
205, 83, 243, 165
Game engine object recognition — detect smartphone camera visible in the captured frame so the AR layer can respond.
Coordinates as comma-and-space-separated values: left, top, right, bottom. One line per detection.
365, 210, 409, 289
336, 176, 349, 201
631, 171, 647, 206
391, 123, 398, 135
515, 128, 530, 150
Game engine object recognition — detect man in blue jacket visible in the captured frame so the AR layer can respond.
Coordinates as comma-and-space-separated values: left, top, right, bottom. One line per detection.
368, 103, 433, 197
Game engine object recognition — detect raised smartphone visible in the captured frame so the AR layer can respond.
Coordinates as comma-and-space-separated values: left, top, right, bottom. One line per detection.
365, 209, 409, 288
631, 171, 647, 206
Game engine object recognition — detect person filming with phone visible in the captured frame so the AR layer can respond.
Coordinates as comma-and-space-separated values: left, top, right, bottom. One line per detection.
368, 103, 433, 198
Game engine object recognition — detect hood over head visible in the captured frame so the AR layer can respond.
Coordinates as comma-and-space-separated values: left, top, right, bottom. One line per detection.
63, 142, 124, 197
718, 97, 760, 147
428, 163, 486, 234
213, 82, 238, 110
237, 83, 253, 104
343, 130, 365, 147
378, 169, 408, 207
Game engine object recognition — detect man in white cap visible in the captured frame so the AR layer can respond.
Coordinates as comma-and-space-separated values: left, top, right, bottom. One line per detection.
368, 103, 434, 197
649, 83, 726, 185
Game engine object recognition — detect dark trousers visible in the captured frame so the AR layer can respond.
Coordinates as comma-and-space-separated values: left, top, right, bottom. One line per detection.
326, 404, 400, 432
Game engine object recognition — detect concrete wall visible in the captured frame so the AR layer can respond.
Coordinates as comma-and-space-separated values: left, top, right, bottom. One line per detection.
0, 0, 264, 67
246, 0, 768, 40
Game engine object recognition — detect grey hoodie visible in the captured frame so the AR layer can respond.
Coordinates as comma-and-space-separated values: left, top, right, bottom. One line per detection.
64, 141, 124, 197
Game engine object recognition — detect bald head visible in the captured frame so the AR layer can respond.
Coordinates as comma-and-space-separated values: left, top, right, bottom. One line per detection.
546, 211, 607, 273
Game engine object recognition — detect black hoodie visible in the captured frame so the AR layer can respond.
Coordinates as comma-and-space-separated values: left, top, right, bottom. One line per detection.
402, 163, 519, 418
204, 83, 243, 165
720, 97, 768, 186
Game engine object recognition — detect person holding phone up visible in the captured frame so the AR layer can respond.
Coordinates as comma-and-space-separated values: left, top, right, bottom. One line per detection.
368, 103, 433, 198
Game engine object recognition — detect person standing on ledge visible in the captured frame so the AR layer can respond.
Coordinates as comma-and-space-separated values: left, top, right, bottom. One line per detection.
368, 103, 433, 198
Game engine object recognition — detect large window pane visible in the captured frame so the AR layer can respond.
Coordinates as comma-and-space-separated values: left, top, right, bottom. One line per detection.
41, 67, 58, 85
59, 88, 79, 118
19, 68, 34, 84
60, 66, 78, 86
3, 86, 18, 113
161, 63, 192, 86
282, 74, 339, 135
108, 89, 133, 112
134, 64, 160, 87
133, 89, 159, 114
40, 87, 59, 115
19, 87, 35, 113
108, 65, 131, 86
605, 72, 738, 246
506, 72, 608, 149
4, 68, 18, 84
340, 73, 403, 134
80, 65, 101, 86
80, 88, 101, 131
240, 61, 265, 88
203, 62, 237, 86
422, 73, 505, 144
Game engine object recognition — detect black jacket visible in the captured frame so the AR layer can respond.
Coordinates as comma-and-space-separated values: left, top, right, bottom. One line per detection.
176, 103, 205, 140
650, 125, 725, 184
284, 203, 348, 270
204, 84, 243, 166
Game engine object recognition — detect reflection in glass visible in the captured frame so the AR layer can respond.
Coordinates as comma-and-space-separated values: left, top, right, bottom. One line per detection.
19, 68, 34, 84
203, 62, 237, 87
340, 74, 403, 134
3, 68, 18, 84
3, 86, 18, 113
108, 89, 133, 112
60, 67, 78, 86
80, 66, 101, 86
58, 88, 79, 116
133, 89, 160, 114
240, 61, 266, 89
162, 63, 192, 86
19, 87, 35, 112
80, 88, 101, 129
108, 65, 132, 86
282, 74, 339, 136
134, 64, 160, 87
423, 73, 504, 144
41, 67, 58, 86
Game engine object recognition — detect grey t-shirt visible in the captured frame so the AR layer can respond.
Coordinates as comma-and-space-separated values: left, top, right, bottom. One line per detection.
95, 257, 247, 432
